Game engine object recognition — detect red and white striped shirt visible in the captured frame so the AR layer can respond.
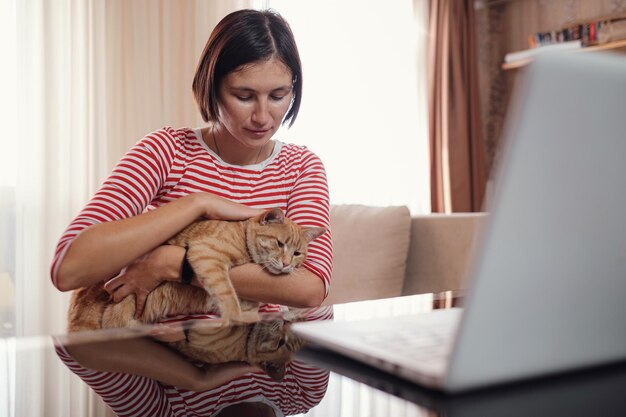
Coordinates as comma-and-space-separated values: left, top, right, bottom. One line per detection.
51, 127, 334, 416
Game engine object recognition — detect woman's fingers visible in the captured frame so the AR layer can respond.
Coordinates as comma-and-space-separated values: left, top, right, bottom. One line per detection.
112, 284, 133, 303
198, 193, 264, 220
103, 275, 124, 295
105, 281, 147, 317
134, 290, 149, 318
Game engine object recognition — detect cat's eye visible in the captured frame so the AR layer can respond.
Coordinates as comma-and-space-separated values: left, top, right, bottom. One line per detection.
293, 251, 301, 256
276, 240, 284, 248
277, 339, 285, 348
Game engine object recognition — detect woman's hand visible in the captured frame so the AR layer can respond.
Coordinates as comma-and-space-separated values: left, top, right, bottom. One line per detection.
193, 193, 264, 221
193, 362, 260, 392
104, 245, 185, 318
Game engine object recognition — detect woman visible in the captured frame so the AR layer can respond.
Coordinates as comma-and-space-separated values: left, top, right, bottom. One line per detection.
52, 9, 332, 417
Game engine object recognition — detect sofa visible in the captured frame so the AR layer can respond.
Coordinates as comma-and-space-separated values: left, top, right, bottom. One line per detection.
324, 205, 487, 305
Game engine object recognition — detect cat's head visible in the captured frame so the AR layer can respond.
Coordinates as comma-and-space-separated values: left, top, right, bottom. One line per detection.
246, 319, 306, 381
247, 208, 326, 275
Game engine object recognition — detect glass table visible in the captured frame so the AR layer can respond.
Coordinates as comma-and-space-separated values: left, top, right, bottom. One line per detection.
2, 291, 625, 417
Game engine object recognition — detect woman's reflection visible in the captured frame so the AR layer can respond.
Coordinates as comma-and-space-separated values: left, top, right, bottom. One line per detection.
55, 307, 332, 416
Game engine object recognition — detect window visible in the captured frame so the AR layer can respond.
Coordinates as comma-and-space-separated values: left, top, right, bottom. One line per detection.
266, 0, 430, 213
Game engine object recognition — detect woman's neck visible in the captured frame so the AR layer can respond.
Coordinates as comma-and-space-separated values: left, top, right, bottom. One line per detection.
202, 126, 273, 166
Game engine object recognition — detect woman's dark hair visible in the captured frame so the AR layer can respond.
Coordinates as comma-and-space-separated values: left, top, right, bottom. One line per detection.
192, 9, 302, 127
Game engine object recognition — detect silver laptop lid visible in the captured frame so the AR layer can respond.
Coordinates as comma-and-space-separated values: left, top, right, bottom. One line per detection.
447, 52, 626, 392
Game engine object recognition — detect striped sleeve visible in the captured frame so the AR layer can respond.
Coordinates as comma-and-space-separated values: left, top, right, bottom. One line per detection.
50, 127, 183, 288
54, 342, 174, 417
285, 148, 333, 299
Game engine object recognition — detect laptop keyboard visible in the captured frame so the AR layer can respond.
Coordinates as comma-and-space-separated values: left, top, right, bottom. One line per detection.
349, 309, 460, 365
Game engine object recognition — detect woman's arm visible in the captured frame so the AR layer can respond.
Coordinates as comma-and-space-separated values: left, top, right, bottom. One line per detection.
230, 263, 325, 308
65, 336, 258, 392
56, 193, 263, 292
104, 244, 325, 317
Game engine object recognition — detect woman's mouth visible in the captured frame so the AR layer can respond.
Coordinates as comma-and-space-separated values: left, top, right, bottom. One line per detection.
245, 128, 271, 138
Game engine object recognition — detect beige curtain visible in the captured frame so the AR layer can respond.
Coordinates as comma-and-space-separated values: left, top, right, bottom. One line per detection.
3, 1, 253, 416
428, 0, 487, 213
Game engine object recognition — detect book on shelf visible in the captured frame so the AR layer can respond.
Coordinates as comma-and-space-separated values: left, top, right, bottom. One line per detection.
504, 40, 582, 65
504, 14, 626, 67
530, 15, 626, 49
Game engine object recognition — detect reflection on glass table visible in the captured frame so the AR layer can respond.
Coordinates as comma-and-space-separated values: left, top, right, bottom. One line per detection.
2, 291, 454, 417
3, 309, 335, 417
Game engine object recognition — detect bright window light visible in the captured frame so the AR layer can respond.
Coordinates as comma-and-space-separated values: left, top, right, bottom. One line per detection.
267, 0, 431, 213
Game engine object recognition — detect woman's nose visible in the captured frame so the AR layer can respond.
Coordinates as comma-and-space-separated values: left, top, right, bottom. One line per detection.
251, 100, 271, 126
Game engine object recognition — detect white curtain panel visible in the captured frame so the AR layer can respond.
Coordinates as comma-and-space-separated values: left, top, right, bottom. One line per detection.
4, 1, 254, 416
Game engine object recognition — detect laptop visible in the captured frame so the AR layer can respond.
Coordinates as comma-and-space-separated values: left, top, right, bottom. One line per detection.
292, 52, 626, 393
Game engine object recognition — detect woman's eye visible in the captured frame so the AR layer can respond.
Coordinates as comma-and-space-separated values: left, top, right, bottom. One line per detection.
236, 95, 252, 102
270, 95, 286, 102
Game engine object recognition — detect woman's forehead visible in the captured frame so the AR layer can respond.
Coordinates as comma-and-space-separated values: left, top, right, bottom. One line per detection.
223, 58, 293, 91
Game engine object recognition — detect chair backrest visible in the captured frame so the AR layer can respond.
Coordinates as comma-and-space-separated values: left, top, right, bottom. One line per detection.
324, 204, 411, 305
402, 213, 487, 295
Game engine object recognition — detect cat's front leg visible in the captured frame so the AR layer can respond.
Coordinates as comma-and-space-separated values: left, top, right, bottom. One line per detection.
187, 244, 242, 323
238, 299, 261, 323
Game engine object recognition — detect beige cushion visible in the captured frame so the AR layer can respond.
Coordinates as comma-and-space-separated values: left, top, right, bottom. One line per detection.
402, 213, 487, 295
324, 204, 411, 305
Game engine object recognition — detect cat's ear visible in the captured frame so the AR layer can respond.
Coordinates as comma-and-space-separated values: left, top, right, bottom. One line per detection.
303, 227, 326, 242
260, 208, 285, 225
262, 362, 286, 381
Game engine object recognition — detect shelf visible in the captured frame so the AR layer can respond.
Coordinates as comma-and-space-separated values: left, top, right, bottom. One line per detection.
502, 39, 626, 70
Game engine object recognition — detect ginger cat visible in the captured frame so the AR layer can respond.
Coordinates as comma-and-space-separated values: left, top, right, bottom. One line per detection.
67, 208, 325, 379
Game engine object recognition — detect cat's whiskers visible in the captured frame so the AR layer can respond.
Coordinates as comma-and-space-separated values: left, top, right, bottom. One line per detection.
257, 261, 273, 273
288, 268, 304, 277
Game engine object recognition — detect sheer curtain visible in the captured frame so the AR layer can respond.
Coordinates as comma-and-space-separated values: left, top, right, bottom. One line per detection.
2, 1, 102, 415
2, 1, 253, 416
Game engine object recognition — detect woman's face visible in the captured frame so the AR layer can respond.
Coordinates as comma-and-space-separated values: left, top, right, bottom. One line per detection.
217, 57, 294, 149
